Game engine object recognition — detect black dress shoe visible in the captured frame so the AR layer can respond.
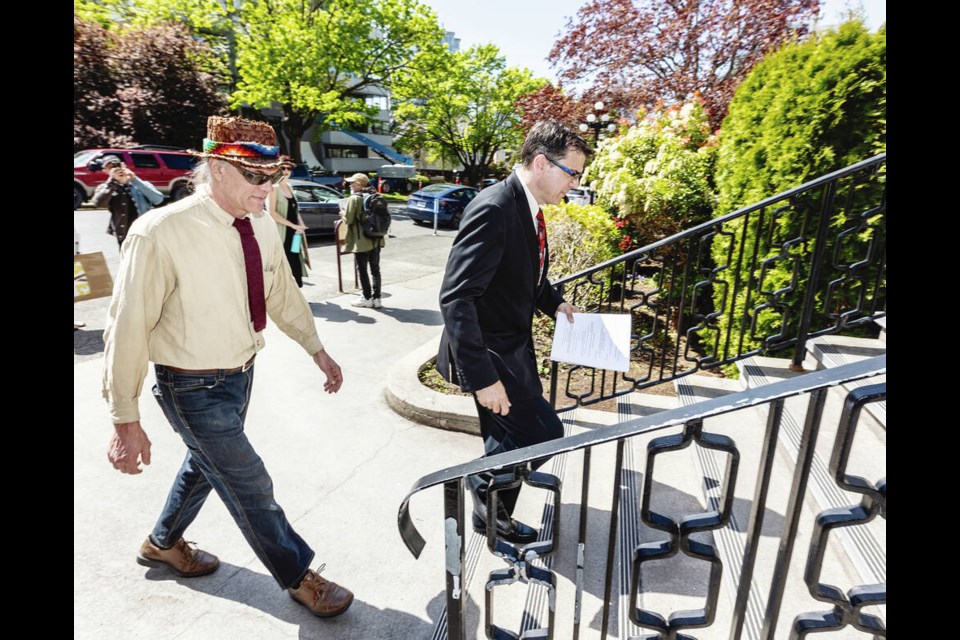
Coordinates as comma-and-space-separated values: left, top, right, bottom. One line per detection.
471, 512, 538, 544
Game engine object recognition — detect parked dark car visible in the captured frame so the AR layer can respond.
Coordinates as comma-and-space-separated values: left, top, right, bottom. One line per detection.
289, 179, 343, 237
405, 183, 479, 228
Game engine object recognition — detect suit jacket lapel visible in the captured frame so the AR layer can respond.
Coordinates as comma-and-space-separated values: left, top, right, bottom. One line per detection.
506, 172, 539, 283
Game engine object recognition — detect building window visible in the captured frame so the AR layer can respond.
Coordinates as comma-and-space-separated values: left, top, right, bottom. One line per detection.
365, 95, 389, 111
325, 145, 368, 159
368, 121, 391, 135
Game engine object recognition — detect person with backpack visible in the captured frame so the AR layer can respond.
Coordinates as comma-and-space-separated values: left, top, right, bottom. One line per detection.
342, 172, 388, 308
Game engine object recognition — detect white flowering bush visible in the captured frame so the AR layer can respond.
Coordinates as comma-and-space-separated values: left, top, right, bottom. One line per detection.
584, 98, 718, 252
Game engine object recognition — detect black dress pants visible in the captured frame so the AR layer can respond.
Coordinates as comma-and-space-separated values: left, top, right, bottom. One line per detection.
469, 394, 564, 517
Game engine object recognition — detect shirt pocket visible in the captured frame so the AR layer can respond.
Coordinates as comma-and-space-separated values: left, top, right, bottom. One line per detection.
262, 263, 276, 296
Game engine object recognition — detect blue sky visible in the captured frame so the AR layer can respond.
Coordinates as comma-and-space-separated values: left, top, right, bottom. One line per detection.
418, 0, 886, 83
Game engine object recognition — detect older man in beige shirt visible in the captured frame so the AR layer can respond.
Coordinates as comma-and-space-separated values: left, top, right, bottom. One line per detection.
102, 116, 353, 619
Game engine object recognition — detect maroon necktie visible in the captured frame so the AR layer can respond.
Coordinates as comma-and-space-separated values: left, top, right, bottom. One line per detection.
233, 217, 266, 332
536, 208, 546, 285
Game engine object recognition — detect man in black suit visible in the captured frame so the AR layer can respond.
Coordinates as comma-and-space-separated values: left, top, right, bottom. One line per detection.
437, 120, 591, 543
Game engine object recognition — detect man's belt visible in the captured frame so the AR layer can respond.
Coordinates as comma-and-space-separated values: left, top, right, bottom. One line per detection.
162, 355, 256, 375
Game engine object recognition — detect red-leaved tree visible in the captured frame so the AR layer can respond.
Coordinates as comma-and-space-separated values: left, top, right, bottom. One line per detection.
549, 0, 821, 129
515, 83, 588, 134
74, 17, 227, 151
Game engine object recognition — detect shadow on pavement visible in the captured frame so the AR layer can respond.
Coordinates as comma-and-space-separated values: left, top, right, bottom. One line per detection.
374, 307, 442, 326
75, 328, 105, 356
142, 561, 441, 639
309, 301, 376, 324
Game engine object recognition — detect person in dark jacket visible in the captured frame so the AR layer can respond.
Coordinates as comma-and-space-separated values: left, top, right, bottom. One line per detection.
436, 120, 590, 543
92, 155, 164, 247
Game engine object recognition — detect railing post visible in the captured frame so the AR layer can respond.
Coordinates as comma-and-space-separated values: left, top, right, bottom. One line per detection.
549, 283, 565, 409
443, 479, 466, 640
791, 180, 838, 370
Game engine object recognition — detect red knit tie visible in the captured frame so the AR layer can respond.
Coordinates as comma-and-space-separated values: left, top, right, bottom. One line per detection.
536, 208, 546, 285
233, 217, 266, 332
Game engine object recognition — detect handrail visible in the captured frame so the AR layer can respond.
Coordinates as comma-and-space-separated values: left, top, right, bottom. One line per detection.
553, 153, 886, 288
397, 354, 885, 558
542, 153, 886, 411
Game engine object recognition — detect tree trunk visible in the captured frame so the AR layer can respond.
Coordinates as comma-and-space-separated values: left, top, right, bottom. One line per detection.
280, 108, 311, 164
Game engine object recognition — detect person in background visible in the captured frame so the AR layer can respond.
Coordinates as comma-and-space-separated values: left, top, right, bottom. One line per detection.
267, 156, 308, 287
92, 155, 164, 247
341, 173, 385, 308
102, 116, 354, 620
436, 119, 589, 544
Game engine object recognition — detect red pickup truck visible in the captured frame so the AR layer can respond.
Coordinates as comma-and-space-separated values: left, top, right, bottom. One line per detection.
74, 146, 197, 209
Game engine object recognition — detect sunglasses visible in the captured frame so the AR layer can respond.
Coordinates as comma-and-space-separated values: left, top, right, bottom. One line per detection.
231, 163, 284, 186
544, 155, 583, 182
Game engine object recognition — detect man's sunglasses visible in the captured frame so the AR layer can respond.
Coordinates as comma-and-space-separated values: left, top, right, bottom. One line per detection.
544, 155, 583, 182
231, 163, 284, 186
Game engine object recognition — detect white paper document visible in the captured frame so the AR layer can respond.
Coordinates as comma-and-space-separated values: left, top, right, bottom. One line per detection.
550, 313, 632, 372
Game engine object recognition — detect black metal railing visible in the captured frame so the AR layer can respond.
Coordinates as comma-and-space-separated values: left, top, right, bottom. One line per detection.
397, 355, 886, 639
546, 153, 886, 413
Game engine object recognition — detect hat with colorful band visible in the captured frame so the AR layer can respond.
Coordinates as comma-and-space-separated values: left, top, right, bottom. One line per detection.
189, 116, 285, 169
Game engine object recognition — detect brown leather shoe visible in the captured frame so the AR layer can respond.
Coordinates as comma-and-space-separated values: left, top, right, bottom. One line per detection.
288, 564, 354, 618
136, 537, 220, 577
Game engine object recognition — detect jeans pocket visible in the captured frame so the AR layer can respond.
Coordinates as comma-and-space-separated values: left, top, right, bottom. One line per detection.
168, 374, 220, 392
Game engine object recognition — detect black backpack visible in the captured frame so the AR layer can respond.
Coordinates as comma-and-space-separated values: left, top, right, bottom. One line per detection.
361, 192, 391, 239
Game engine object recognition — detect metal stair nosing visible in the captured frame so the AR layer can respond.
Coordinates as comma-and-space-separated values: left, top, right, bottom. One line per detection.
738, 356, 887, 626
805, 335, 887, 429
674, 376, 768, 640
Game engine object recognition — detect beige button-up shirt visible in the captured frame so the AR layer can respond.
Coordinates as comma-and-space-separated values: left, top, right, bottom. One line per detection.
102, 184, 324, 423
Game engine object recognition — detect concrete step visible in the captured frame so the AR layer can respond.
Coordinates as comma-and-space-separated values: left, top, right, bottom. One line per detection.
738, 355, 886, 630
805, 334, 886, 429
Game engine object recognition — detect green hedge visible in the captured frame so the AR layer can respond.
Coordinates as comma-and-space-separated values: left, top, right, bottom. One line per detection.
706, 19, 886, 358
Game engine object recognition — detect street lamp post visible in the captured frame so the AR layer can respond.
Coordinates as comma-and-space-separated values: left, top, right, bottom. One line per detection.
579, 101, 616, 147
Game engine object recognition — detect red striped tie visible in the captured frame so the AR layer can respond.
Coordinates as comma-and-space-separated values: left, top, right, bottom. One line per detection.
233, 217, 267, 332
536, 208, 546, 285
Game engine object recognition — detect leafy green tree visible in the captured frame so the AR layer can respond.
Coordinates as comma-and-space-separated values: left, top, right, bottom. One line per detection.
391, 44, 544, 185
230, 0, 445, 163
707, 19, 886, 355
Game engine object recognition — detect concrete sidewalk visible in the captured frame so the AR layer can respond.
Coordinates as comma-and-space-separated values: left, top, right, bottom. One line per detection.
74, 238, 482, 639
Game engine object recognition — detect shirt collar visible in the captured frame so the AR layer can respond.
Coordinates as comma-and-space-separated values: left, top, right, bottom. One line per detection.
516, 172, 541, 224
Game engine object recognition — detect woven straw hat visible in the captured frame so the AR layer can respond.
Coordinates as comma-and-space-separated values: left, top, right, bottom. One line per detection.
189, 116, 284, 169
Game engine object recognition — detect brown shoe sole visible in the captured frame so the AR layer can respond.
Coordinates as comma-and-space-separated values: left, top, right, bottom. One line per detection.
136, 554, 220, 578
289, 591, 354, 618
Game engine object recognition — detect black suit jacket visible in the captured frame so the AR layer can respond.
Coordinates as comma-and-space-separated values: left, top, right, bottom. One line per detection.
437, 172, 565, 401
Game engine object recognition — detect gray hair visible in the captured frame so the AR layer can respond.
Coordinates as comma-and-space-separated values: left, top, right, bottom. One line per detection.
520, 119, 592, 167
190, 158, 214, 186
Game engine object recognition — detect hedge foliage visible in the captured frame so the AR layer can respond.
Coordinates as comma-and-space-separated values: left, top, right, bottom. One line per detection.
707, 19, 886, 356
714, 20, 886, 209
543, 201, 621, 281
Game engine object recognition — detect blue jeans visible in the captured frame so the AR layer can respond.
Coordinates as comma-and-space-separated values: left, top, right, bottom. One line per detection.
150, 364, 314, 589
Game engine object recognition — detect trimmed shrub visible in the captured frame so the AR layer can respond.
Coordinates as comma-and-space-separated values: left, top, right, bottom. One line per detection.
707, 19, 886, 358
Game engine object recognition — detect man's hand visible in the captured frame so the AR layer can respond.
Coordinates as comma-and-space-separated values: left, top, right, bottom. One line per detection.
313, 348, 343, 393
557, 302, 579, 323
109, 166, 134, 185
476, 380, 511, 416
108, 421, 152, 475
